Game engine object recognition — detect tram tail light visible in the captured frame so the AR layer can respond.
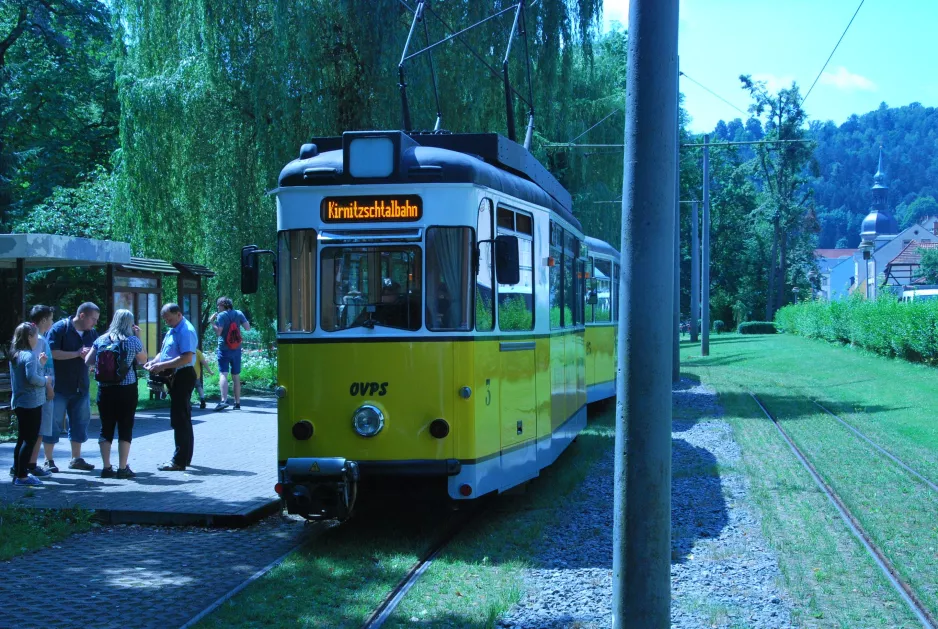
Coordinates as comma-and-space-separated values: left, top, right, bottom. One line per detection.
274, 483, 284, 495
459, 484, 472, 497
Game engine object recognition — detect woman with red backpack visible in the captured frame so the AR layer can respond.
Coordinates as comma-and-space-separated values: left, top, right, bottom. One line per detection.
84, 309, 148, 478
209, 296, 251, 411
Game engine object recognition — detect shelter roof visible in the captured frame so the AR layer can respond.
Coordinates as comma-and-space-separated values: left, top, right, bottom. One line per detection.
116, 257, 179, 275
172, 261, 216, 277
0, 233, 131, 269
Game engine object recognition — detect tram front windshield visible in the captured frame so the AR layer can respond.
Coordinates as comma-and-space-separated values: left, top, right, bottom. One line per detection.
321, 246, 422, 331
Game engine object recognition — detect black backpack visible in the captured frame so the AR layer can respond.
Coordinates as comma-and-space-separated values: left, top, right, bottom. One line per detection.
95, 337, 131, 384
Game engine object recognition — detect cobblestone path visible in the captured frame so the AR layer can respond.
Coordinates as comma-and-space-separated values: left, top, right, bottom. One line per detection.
0, 514, 313, 629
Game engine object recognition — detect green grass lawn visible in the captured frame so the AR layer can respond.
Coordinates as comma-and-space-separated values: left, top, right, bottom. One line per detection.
0, 503, 94, 561
685, 333, 937, 627
196, 406, 615, 629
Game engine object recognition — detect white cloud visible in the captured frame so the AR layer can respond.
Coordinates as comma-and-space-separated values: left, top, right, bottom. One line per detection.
820, 66, 877, 91
751, 73, 797, 93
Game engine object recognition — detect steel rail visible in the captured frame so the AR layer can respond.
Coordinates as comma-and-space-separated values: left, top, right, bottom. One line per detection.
179, 523, 328, 629
812, 400, 938, 494
749, 392, 936, 629
361, 506, 482, 629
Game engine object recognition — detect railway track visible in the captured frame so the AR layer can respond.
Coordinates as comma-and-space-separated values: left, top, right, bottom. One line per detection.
811, 399, 938, 494
361, 502, 485, 629
749, 391, 937, 629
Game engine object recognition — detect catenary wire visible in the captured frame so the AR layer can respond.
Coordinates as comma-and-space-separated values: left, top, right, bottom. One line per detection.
801, 0, 866, 105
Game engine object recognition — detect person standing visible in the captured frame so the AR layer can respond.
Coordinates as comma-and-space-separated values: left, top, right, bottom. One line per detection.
209, 296, 251, 411
84, 309, 148, 479
44, 302, 99, 473
146, 303, 198, 472
9, 323, 51, 487
9, 305, 56, 479
192, 348, 212, 409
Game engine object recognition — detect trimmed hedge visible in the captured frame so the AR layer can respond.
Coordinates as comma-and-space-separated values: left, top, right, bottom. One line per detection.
775, 296, 938, 364
737, 321, 777, 335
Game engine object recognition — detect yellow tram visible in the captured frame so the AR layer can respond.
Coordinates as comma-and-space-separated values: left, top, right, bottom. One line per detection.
242, 131, 619, 519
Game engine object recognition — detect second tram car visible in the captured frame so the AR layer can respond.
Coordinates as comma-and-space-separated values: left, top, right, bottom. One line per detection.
243, 131, 619, 519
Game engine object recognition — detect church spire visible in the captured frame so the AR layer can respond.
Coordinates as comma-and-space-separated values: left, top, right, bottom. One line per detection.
860, 145, 898, 241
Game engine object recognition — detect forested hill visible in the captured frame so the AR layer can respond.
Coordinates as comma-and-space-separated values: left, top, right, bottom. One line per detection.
711, 102, 938, 249
810, 103, 938, 248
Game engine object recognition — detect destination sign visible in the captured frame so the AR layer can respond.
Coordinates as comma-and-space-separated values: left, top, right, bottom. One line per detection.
321, 196, 422, 223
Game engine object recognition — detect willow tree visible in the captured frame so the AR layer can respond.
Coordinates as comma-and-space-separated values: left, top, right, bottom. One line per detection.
113, 0, 607, 333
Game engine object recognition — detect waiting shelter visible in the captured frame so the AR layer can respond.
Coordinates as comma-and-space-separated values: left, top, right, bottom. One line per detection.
109, 257, 179, 359
173, 261, 217, 348
0, 233, 132, 326
1, 235, 216, 416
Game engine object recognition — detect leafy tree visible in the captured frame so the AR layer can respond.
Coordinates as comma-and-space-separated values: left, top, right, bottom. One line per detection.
739, 75, 818, 319
897, 195, 938, 230
0, 0, 118, 229
920, 248, 938, 284
14, 166, 116, 239
111, 0, 606, 337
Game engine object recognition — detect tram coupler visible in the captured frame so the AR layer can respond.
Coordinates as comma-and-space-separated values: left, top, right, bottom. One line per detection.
280, 457, 360, 521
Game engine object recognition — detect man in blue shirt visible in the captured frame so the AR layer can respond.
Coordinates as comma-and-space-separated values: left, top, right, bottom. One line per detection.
45, 302, 99, 472
146, 303, 198, 471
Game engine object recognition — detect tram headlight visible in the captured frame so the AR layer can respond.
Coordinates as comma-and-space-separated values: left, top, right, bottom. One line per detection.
275, 386, 287, 399
352, 405, 385, 437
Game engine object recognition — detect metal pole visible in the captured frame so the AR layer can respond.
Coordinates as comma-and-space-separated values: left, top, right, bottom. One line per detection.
701, 135, 711, 357
613, 0, 678, 626
672, 57, 681, 384
690, 201, 699, 342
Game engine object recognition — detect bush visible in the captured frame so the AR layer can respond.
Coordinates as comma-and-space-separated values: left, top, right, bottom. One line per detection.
775, 296, 938, 364
713, 320, 725, 334
737, 321, 777, 335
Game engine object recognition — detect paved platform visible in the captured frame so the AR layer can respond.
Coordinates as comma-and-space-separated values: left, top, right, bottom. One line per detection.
0, 514, 316, 629
0, 396, 281, 525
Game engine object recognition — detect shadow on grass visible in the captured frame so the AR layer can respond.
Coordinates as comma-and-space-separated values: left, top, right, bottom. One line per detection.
682, 354, 750, 367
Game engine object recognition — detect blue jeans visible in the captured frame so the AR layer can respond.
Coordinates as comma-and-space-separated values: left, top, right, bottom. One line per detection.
44, 390, 91, 444
217, 348, 242, 376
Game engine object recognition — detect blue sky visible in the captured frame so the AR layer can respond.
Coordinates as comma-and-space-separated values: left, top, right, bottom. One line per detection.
602, 0, 938, 133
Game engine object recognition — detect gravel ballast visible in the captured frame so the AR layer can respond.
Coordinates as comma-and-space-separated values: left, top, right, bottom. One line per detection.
497, 379, 794, 628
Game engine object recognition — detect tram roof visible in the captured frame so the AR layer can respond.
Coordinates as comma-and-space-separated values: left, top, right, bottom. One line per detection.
585, 236, 619, 259
278, 131, 581, 231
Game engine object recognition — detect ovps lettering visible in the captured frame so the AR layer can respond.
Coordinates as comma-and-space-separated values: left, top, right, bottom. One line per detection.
349, 382, 389, 397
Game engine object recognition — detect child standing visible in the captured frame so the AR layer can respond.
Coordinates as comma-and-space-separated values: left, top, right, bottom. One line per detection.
10, 323, 51, 486
193, 348, 212, 409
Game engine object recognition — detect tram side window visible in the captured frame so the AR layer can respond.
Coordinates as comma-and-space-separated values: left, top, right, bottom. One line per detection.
476, 199, 495, 331
585, 257, 595, 323
563, 231, 576, 327
612, 263, 620, 321
549, 222, 563, 329
496, 206, 534, 331
593, 259, 612, 322
427, 227, 472, 331
278, 230, 316, 332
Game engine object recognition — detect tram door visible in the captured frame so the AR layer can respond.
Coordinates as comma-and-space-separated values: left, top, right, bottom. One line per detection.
495, 212, 537, 454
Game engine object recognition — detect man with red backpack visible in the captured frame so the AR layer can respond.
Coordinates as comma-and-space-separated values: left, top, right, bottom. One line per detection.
209, 296, 251, 411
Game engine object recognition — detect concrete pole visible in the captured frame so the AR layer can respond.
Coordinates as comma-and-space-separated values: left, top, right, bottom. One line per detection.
690, 201, 699, 342
701, 135, 711, 357
672, 58, 681, 384
612, 0, 678, 627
